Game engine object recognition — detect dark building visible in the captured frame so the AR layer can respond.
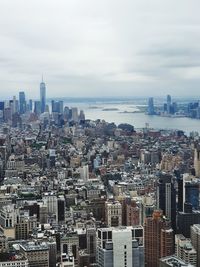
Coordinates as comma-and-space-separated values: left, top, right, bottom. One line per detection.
185, 181, 199, 210
24, 203, 40, 219
178, 177, 183, 212
86, 198, 106, 222
86, 228, 96, 264
157, 173, 176, 231
57, 197, 65, 222
177, 203, 200, 238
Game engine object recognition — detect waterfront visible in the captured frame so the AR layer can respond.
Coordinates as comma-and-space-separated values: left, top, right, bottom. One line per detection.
60, 99, 200, 135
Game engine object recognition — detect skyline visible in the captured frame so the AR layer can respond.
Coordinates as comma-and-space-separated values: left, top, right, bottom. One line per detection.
0, 0, 200, 97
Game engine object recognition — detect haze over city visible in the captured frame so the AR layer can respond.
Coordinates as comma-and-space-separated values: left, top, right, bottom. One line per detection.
0, 0, 200, 98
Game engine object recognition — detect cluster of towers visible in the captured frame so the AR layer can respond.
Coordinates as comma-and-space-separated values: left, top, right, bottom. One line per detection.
18, 78, 46, 115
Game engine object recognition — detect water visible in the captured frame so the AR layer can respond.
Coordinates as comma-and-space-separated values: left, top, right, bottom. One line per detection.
50, 99, 200, 135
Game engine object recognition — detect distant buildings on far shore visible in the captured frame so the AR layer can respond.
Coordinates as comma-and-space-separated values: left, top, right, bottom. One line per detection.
147, 95, 200, 119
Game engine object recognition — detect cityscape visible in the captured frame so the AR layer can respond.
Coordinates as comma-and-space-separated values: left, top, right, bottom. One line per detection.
0, 80, 200, 267
1, 0, 200, 267
147, 95, 200, 119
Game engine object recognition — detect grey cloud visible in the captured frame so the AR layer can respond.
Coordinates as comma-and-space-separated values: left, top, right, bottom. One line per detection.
0, 0, 200, 98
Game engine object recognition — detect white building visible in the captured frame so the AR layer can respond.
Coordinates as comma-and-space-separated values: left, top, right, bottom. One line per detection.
96, 226, 144, 267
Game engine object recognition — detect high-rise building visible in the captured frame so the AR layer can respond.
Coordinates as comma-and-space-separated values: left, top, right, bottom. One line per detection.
86, 228, 96, 264
183, 174, 200, 210
167, 95, 171, 114
34, 101, 41, 115
157, 173, 176, 231
177, 203, 200, 238
194, 147, 200, 177
71, 107, 78, 122
96, 226, 144, 267
40, 77, 46, 113
148, 97, 155, 115
79, 110, 85, 121
175, 234, 197, 266
57, 195, 65, 222
144, 210, 174, 267
29, 99, 33, 112
19, 91, 26, 114
191, 224, 200, 267
12, 96, 18, 114
52, 100, 64, 114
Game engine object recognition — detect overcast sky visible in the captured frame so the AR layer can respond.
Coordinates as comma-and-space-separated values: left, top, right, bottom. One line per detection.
0, 0, 200, 99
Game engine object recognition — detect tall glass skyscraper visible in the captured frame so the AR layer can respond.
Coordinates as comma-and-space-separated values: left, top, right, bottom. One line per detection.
147, 97, 155, 115
40, 77, 46, 113
19, 91, 26, 114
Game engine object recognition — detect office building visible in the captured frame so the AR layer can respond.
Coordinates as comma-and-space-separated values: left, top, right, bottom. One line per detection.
71, 108, 78, 122
19, 91, 26, 114
167, 95, 171, 114
184, 174, 200, 210
175, 234, 197, 266
177, 203, 200, 238
28, 99, 33, 112
0, 101, 4, 123
52, 100, 64, 114
79, 110, 85, 121
194, 147, 200, 177
191, 224, 200, 267
144, 210, 174, 267
105, 201, 122, 227
96, 226, 144, 267
0, 204, 18, 239
148, 97, 155, 115
60, 232, 79, 266
19, 242, 49, 267
40, 78, 46, 113
157, 173, 176, 231
57, 196, 65, 222
86, 228, 96, 264
34, 101, 41, 115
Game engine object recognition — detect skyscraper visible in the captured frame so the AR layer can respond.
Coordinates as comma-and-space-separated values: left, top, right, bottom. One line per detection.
167, 94, 171, 114
194, 147, 200, 177
96, 226, 144, 267
148, 97, 155, 115
157, 173, 176, 231
52, 100, 64, 114
144, 210, 174, 267
191, 224, 200, 267
19, 91, 26, 114
40, 77, 46, 113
